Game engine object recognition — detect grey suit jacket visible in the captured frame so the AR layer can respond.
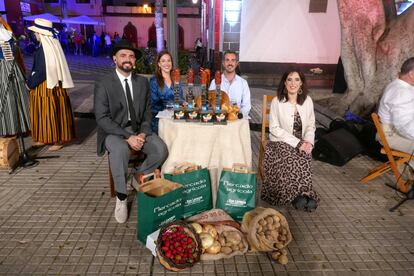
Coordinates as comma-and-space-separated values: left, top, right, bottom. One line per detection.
94, 71, 152, 156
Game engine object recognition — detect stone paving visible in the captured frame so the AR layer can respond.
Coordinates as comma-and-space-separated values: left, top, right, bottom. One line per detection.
0, 55, 413, 275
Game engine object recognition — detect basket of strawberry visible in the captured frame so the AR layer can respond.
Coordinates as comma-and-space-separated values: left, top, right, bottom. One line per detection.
156, 221, 202, 271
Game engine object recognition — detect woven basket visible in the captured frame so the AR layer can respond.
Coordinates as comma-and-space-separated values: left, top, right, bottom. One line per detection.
156, 221, 202, 271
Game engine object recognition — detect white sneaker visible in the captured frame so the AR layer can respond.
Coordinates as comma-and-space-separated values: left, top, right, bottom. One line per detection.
114, 198, 128, 223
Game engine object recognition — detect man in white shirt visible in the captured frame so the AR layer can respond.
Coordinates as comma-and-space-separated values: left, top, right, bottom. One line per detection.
378, 57, 414, 156
209, 51, 251, 118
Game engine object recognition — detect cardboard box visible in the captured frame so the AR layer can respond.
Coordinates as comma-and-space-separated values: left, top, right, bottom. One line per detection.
145, 229, 160, 256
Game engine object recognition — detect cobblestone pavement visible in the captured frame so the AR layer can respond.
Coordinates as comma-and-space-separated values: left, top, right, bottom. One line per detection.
0, 55, 413, 275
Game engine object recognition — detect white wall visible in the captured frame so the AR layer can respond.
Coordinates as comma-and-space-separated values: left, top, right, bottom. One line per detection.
239, 0, 341, 64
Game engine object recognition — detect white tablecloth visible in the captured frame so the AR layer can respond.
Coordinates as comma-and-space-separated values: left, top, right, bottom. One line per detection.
158, 118, 253, 205
159, 118, 252, 172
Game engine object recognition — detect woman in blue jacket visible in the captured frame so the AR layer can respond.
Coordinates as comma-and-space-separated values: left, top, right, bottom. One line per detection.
150, 50, 183, 133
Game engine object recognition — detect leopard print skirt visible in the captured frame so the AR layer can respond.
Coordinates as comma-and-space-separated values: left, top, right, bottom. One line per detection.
261, 141, 319, 206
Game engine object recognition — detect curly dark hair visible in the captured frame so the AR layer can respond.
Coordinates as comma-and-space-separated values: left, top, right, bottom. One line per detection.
155, 50, 174, 89
276, 69, 309, 105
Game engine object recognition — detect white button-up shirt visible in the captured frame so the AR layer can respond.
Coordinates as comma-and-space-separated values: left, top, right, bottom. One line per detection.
378, 78, 414, 140
209, 73, 251, 118
115, 69, 133, 120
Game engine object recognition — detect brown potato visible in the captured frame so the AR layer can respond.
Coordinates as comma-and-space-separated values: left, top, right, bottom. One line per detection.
275, 243, 284, 249
206, 241, 221, 254
225, 231, 241, 244
271, 251, 281, 260
266, 216, 274, 225
218, 236, 226, 246
221, 246, 232, 255
278, 255, 288, 265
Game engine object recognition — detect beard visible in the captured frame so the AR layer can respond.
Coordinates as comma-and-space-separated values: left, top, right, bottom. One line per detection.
118, 62, 134, 73
225, 65, 235, 73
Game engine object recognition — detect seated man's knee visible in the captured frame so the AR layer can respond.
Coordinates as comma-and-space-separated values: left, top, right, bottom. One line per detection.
147, 135, 168, 162
106, 136, 130, 157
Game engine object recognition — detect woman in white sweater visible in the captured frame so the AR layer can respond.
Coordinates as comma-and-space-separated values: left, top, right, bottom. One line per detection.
261, 70, 319, 212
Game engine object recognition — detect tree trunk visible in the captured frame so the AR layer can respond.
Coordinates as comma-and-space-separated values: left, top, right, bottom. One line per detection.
155, 0, 164, 53
337, 0, 414, 117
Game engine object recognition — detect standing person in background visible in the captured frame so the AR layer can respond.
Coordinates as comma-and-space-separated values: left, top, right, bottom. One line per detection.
27, 18, 75, 151
104, 32, 112, 58
114, 32, 121, 44
100, 31, 105, 56
0, 15, 30, 136
92, 32, 99, 57
208, 51, 251, 118
261, 70, 319, 212
59, 29, 69, 54
149, 50, 183, 133
74, 31, 83, 55
195, 37, 202, 64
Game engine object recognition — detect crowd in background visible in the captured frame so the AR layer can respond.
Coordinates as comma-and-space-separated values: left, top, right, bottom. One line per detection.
17, 27, 126, 58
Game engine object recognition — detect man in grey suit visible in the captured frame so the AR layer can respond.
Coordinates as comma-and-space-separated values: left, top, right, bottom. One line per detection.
94, 40, 168, 223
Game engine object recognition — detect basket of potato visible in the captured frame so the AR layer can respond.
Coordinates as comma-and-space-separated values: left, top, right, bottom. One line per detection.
241, 207, 292, 265
190, 222, 248, 260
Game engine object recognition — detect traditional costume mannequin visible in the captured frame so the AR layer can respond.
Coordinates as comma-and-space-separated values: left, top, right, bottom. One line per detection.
0, 15, 30, 136
27, 18, 75, 151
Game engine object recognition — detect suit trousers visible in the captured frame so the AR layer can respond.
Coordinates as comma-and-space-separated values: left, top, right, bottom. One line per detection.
105, 127, 168, 195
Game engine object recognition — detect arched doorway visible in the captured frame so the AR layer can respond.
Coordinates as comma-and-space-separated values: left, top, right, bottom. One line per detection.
123, 22, 137, 47
178, 24, 184, 49
148, 22, 156, 48
146, 23, 185, 49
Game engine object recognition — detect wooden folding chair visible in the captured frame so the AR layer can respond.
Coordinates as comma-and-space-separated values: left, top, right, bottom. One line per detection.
108, 150, 145, 197
360, 112, 411, 193
258, 95, 275, 180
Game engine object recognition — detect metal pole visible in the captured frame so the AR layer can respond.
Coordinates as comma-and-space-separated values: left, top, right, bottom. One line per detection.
61, 0, 68, 18
167, 0, 178, 66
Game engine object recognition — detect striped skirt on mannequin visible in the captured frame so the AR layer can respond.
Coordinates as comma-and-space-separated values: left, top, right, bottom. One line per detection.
29, 81, 75, 144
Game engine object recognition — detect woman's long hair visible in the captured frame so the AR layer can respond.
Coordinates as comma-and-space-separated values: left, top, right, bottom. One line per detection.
276, 69, 309, 105
155, 50, 173, 89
